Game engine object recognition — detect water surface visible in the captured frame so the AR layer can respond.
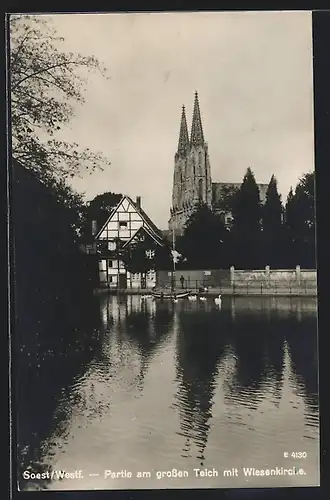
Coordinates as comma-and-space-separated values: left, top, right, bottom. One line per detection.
18, 295, 319, 490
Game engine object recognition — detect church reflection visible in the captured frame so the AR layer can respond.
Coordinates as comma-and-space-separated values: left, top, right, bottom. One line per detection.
227, 298, 285, 408
174, 303, 229, 464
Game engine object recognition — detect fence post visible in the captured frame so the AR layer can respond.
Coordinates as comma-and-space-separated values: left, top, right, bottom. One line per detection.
265, 265, 270, 289
246, 281, 249, 295
230, 266, 235, 287
261, 282, 263, 295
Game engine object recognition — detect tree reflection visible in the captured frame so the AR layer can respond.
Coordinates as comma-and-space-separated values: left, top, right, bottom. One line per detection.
174, 307, 228, 464
227, 297, 318, 412
285, 314, 318, 411
98, 295, 174, 390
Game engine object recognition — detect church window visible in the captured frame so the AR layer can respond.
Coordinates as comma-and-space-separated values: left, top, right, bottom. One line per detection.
198, 178, 203, 201
198, 151, 203, 166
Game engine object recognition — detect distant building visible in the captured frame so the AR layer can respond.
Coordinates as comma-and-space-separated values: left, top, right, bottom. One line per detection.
168, 91, 268, 233
89, 195, 165, 289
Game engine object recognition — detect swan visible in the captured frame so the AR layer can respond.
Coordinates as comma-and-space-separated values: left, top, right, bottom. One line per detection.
200, 296, 207, 301
214, 294, 222, 305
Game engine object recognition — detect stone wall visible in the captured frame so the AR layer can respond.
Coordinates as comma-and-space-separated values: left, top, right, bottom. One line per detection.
156, 266, 317, 290
231, 266, 317, 287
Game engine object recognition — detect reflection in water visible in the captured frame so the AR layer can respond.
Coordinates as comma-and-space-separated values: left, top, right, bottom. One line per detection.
19, 295, 319, 491
174, 302, 229, 464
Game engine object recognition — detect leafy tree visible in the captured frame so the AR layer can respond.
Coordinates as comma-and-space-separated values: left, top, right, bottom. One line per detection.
180, 203, 228, 269
230, 167, 262, 269
121, 233, 161, 278
261, 175, 284, 268
10, 14, 111, 182
154, 241, 173, 271
80, 191, 123, 241
213, 184, 240, 214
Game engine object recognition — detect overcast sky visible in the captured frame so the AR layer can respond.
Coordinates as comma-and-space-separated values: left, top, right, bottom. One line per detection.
42, 11, 313, 229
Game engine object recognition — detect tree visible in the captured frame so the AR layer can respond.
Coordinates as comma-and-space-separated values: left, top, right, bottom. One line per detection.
212, 184, 239, 213
80, 191, 123, 242
284, 172, 316, 268
121, 233, 168, 282
230, 167, 262, 269
180, 203, 228, 269
283, 186, 297, 267
261, 175, 284, 268
10, 14, 111, 182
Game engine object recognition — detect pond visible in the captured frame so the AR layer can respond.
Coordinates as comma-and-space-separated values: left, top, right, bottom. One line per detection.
18, 295, 319, 491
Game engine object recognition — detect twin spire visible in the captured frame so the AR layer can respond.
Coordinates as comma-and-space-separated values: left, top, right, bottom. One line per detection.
177, 91, 205, 156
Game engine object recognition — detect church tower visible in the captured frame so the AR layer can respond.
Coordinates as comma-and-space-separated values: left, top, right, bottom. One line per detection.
169, 92, 212, 232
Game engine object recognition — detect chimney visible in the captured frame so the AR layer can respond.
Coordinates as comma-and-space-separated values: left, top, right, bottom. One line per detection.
136, 196, 141, 208
92, 220, 97, 236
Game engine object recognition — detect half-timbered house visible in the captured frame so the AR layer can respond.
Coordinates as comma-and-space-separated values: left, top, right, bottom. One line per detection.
92, 195, 165, 289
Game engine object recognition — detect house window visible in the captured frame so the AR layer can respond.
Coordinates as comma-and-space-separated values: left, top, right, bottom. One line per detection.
119, 221, 128, 229
146, 249, 155, 259
109, 276, 113, 282
108, 241, 116, 251
108, 260, 113, 268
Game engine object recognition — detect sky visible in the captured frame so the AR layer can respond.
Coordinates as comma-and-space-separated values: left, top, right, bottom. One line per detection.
40, 11, 314, 229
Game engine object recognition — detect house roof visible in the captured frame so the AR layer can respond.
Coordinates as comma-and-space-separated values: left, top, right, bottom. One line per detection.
122, 224, 164, 248
94, 194, 164, 243
126, 196, 164, 240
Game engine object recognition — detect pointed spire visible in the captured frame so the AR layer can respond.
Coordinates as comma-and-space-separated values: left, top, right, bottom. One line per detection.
190, 91, 205, 147
177, 105, 189, 157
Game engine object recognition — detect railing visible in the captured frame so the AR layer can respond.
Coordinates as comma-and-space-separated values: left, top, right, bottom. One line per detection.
159, 280, 317, 296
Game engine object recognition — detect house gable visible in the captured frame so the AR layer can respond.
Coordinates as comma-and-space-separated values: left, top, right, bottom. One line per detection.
95, 195, 163, 245
122, 224, 163, 250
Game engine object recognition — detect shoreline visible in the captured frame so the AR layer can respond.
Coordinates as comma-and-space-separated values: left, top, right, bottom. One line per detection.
93, 288, 317, 298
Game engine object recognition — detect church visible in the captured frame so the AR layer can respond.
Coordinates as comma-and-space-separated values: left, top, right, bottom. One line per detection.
168, 92, 268, 233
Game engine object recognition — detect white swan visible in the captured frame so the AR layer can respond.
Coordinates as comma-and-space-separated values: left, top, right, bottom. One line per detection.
200, 296, 207, 301
214, 294, 222, 306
